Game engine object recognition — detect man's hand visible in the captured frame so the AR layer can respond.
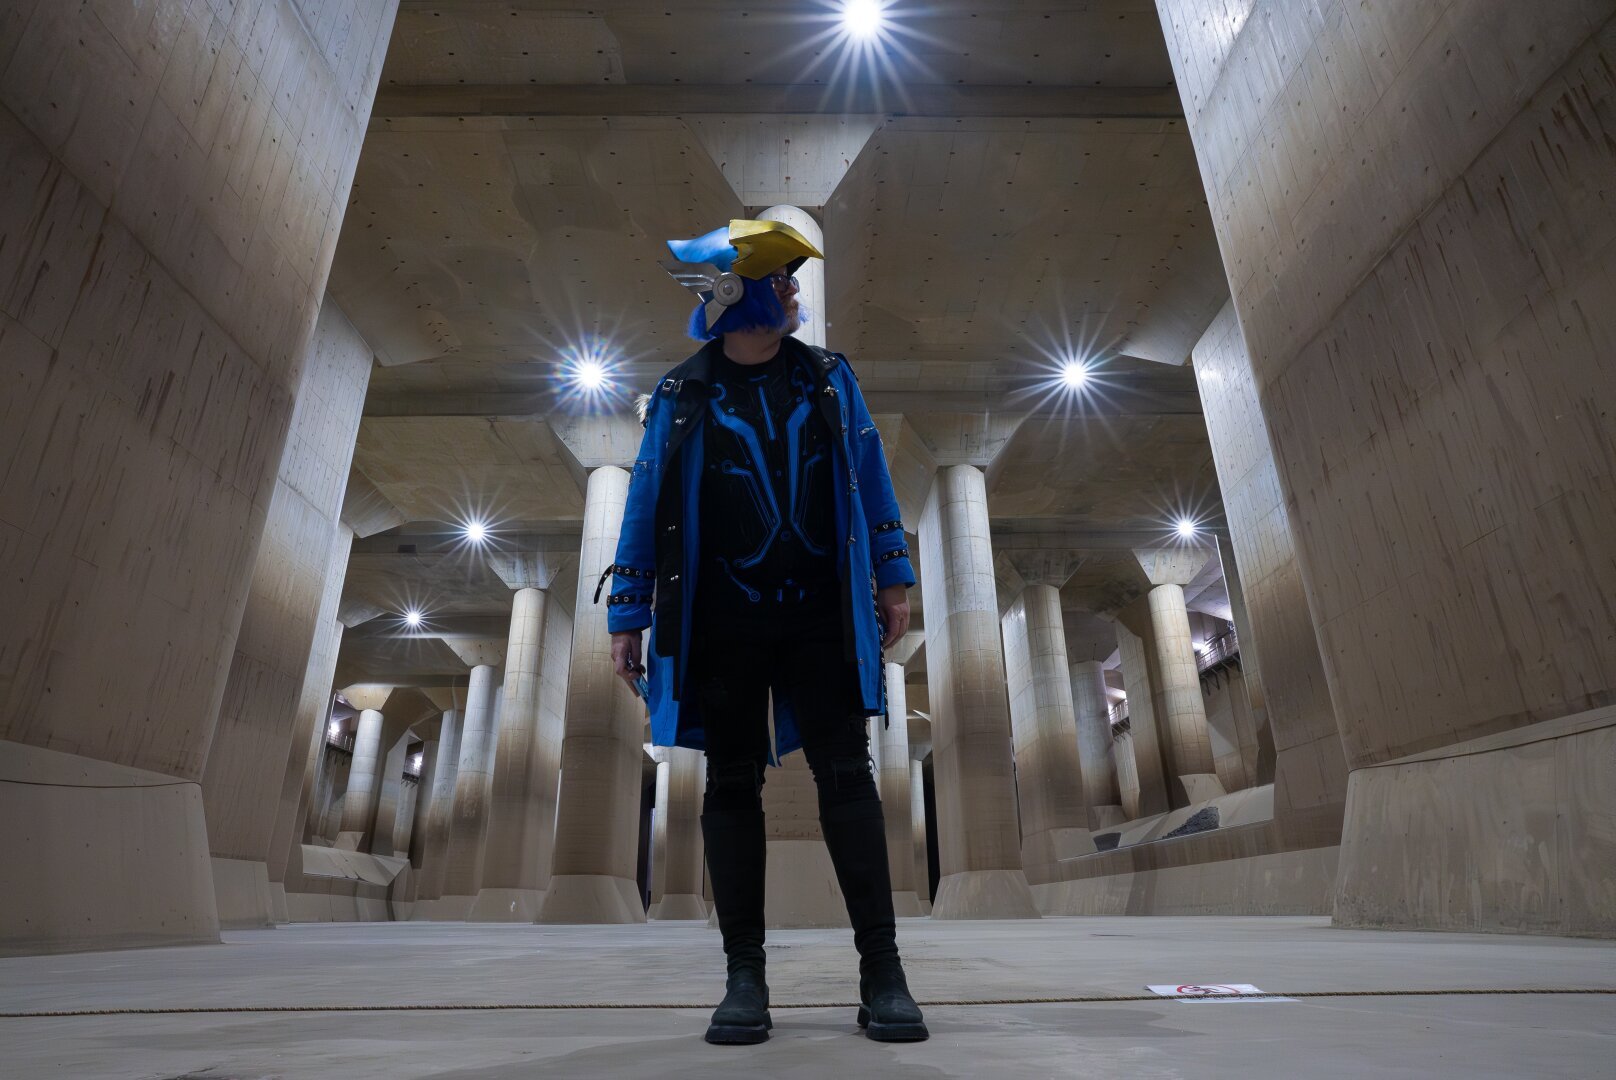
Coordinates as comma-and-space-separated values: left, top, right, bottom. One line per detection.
876, 583, 910, 649
611, 630, 644, 688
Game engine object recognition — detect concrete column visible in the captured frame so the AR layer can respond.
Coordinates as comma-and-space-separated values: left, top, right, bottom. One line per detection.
874, 659, 923, 916
1129, 548, 1225, 807
648, 756, 671, 917
414, 707, 462, 908
472, 585, 562, 921
1155, 4, 1616, 932
370, 731, 412, 857
335, 702, 388, 850
1112, 619, 1168, 817
201, 300, 372, 930
539, 466, 647, 923
408, 733, 441, 869
438, 664, 502, 913
655, 747, 708, 920
1147, 581, 1222, 804
916, 465, 1039, 919
1113, 729, 1142, 822
1002, 584, 1094, 887
266, 528, 354, 923
910, 758, 930, 912
392, 772, 419, 857
1070, 660, 1124, 828
0, 0, 398, 957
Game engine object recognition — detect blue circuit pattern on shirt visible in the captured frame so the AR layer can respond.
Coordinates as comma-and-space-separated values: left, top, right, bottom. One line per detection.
698, 350, 836, 607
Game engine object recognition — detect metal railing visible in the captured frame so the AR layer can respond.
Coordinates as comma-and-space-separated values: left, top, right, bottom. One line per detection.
1196, 627, 1239, 673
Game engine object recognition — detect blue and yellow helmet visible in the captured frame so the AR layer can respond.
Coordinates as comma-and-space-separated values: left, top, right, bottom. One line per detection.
662, 219, 824, 338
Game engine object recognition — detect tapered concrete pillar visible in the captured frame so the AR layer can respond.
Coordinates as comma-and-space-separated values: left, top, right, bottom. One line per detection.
370, 731, 412, 857
392, 768, 419, 857
414, 705, 463, 908
439, 663, 502, 914
201, 299, 373, 930
407, 730, 442, 869
539, 466, 647, 923
1133, 548, 1224, 807
910, 758, 930, 912
1002, 583, 1094, 885
1113, 727, 1143, 820
916, 465, 1039, 918
874, 646, 923, 916
0, 0, 398, 957
267, 526, 357, 924
1069, 660, 1124, 828
648, 756, 671, 917
472, 562, 570, 922
1111, 619, 1168, 817
335, 695, 389, 851
653, 747, 708, 920
1158, 0, 1616, 934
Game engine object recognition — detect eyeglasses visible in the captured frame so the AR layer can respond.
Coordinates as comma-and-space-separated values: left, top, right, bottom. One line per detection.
768, 272, 799, 293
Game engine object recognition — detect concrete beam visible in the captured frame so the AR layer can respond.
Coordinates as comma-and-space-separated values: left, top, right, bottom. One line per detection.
361, 380, 1203, 421
371, 83, 1186, 122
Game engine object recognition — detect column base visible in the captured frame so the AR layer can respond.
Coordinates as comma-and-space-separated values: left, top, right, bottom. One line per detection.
429, 895, 477, 920
468, 887, 547, 922
1178, 773, 1227, 804
651, 893, 707, 920
1, 742, 221, 956
765, 839, 851, 928
931, 869, 1041, 919
268, 882, 290, 924
892, 890, 924, 917
1089, 805, 1128, 829
536, 875, 647, 924
210, 857, 276, 929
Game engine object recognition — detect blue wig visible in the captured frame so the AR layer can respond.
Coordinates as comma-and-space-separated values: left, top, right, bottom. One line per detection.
687, 274, 804, 341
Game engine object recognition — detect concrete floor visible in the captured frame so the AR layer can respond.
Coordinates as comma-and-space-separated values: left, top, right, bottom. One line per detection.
1, 918, 1612, 1079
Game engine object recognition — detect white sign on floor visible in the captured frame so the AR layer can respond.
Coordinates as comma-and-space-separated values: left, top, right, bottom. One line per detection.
1146, 983, 1296, 1003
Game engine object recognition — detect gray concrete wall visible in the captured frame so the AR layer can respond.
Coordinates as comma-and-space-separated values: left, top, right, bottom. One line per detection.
0, 0, 397, 955
1159, 0, 1616, 933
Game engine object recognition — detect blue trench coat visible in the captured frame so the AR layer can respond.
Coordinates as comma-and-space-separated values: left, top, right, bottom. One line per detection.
601, 336, 916, 762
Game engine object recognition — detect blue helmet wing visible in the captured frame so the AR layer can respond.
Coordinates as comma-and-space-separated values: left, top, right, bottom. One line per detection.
667, 226, 738, 272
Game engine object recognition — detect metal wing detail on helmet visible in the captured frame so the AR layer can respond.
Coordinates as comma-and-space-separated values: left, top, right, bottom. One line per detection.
660, 259, 744, 328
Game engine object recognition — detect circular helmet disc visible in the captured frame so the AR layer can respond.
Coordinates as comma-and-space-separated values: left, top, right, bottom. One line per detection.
712, 272, 745, 306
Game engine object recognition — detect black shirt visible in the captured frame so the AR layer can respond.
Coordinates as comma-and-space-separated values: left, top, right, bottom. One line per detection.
696, 344, 838, 613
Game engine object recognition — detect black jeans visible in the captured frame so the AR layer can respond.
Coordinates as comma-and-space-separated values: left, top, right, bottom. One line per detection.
687, 591, 876, 813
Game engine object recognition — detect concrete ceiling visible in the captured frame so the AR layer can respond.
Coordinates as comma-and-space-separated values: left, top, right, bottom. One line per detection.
328, 0, 1235, 684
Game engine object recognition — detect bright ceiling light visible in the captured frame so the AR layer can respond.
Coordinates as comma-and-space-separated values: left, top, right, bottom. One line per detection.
575, 359, 606, 390
1061, 360, 1090, 389
1176, 518, 1199, 539
464, 520, 488, 544
404, 609, 424, 628
841, 0, 885, 39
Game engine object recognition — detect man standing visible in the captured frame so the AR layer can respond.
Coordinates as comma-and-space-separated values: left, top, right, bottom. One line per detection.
599, 219, 928, 1044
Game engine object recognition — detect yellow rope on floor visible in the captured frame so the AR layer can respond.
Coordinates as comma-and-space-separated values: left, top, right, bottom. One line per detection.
4, 988, 1614, 1019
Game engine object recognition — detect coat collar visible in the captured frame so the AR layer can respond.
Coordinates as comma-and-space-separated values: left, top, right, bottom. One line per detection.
675, 334, 837, 392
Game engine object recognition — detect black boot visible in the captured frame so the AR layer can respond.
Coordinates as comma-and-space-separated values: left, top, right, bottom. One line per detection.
819, 793, 929, 1042
701, 806, 771, 1044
